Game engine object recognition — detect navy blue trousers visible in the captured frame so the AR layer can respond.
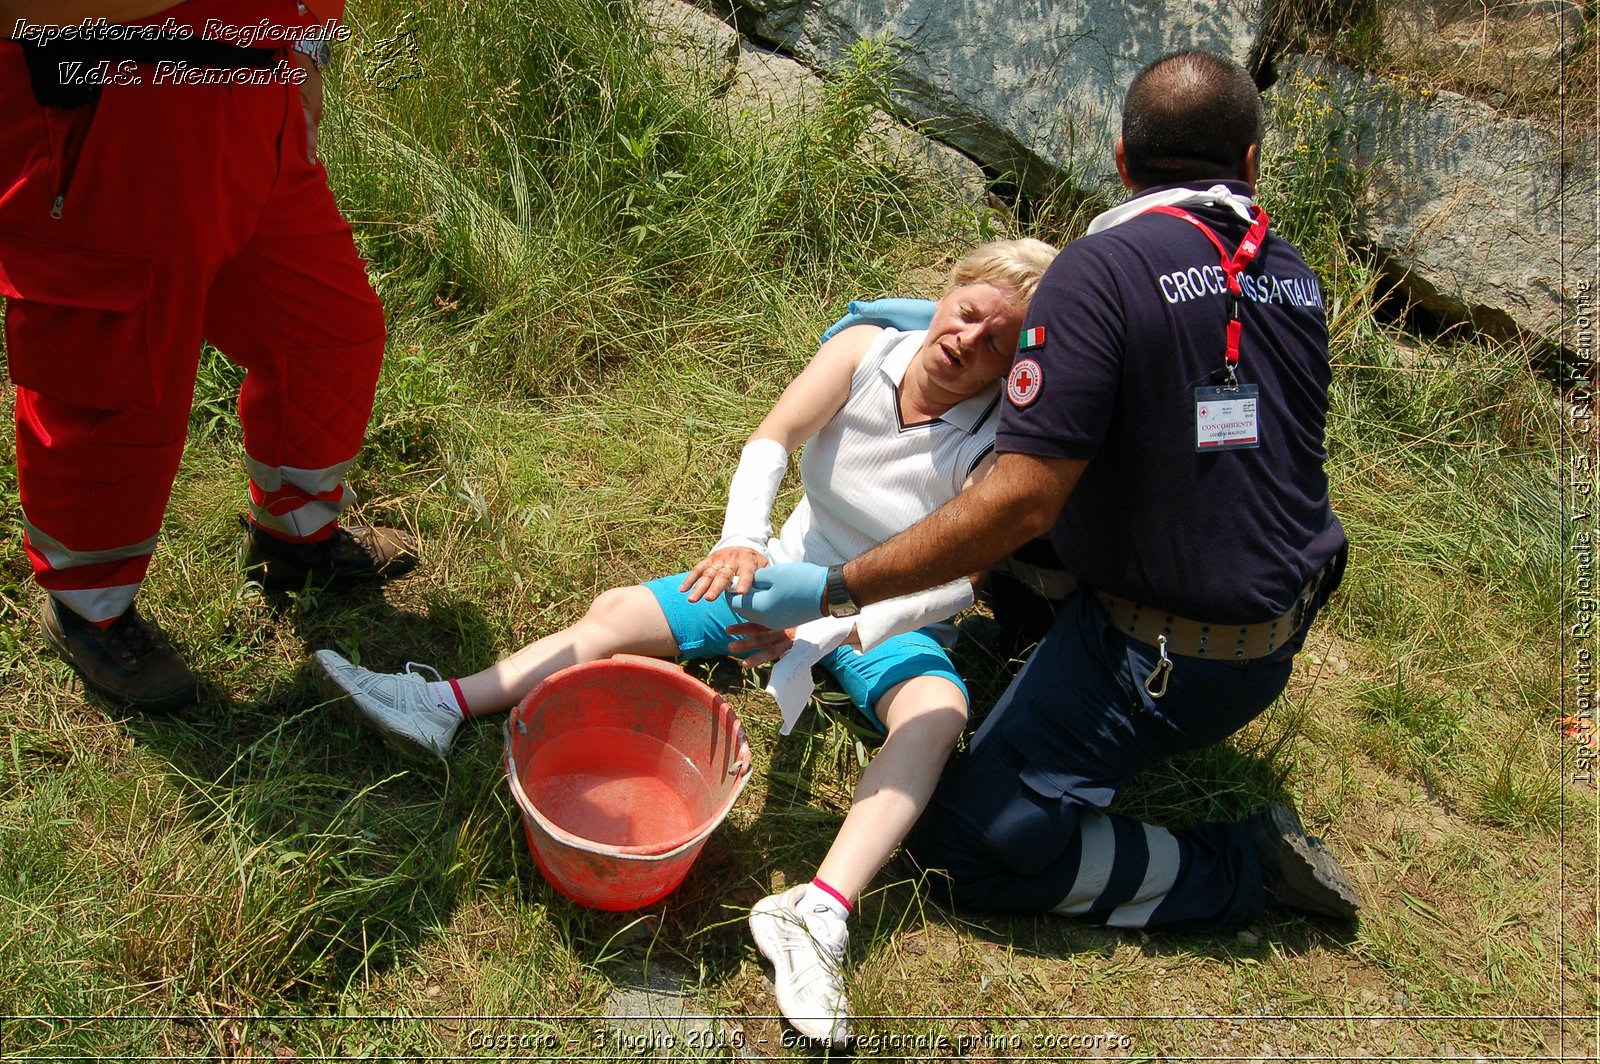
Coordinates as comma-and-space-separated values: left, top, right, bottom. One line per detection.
906, 589, 1304, 931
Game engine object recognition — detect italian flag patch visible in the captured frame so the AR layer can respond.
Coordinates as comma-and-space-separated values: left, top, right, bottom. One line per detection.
1019, 326, 1045, 350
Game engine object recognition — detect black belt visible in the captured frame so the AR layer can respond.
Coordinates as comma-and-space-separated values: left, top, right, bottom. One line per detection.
15, 35, 280, 108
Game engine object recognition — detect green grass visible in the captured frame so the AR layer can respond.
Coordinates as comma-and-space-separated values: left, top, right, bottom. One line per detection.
1260, 0, 1597, 126
0, 0, 1593, 1058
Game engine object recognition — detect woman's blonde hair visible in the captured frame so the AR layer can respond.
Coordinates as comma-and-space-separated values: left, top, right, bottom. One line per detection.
948, 237, 1059, 308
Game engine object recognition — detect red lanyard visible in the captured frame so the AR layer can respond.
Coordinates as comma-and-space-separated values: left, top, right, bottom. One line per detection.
1146, 205, 1271, 378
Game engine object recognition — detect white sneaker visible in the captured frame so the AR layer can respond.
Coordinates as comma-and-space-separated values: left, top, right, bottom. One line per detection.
314, 650, 463, 760
749, 886, 851, 1046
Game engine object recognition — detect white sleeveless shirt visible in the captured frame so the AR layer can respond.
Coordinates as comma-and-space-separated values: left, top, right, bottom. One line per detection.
773, 328, 1000, 567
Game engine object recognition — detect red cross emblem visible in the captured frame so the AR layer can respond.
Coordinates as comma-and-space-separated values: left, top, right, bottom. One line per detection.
1007, 359, 1043, 407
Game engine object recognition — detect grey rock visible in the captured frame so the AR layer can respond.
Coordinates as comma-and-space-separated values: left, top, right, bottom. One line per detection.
734, 0, 1262, 199
1280, 56, 1595, 349
639, 3, 988, 203
867, 112, 992, 204
642, 0, 742, 90
701, 1, 1591, 350
727, 38, 827, 120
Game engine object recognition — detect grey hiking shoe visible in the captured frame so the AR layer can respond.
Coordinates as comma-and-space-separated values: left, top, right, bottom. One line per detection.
1247, 803, 1362, 919
313, 650, 463, 759
749, 886, 851, 1046
240, 519, 419, 590
41, 596, 197, 713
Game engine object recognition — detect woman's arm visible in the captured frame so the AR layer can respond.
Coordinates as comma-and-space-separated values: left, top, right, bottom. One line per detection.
680, 325, 876, 604
747, 323, 873, 450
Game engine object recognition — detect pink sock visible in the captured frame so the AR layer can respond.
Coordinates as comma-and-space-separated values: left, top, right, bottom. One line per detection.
801, 878, 852, 921
426, 679, 470, 720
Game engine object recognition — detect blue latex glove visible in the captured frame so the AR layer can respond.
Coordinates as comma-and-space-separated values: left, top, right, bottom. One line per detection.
727, 562, 829, 630
819, 297, 936, 343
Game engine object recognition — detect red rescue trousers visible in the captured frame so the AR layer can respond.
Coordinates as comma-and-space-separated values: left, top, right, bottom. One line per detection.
0, 35, 385, 623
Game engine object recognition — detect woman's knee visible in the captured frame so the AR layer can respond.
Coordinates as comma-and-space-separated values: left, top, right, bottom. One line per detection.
878, 676, 969, 747
582, 585, 649, 625
572, 584, 677, 655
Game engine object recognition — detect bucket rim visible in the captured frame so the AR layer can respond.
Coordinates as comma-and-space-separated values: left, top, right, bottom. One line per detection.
514, 655, 707, 705
503, 727, 752, 859
504, 656, 754, 857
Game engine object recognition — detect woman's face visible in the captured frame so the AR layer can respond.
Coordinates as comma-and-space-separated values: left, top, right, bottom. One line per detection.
917, 282, 1026, 395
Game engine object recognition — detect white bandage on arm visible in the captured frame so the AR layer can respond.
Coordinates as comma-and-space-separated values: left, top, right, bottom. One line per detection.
853, 577, 975, 652
712, 437, 788, 554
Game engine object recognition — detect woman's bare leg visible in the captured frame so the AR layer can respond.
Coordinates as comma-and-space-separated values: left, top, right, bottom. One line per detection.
812, 676, 968, 900
454, 585, 679, 717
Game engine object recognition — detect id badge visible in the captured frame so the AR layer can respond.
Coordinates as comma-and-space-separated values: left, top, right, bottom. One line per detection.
1194, 384, 1260, 451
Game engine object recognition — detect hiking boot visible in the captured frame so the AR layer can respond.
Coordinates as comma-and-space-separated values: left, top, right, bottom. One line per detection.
41, 596, 197, 714
1247, 803, 1362, 919
749, 886, 852, 1046
239, 519, 419, 590
313, 650, 463, 760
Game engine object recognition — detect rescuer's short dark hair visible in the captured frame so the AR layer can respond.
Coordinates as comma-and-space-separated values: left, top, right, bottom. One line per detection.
1122, 50, 1263, 187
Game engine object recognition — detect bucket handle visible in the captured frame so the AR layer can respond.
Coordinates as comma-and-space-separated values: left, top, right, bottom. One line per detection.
731, 724, 752, 777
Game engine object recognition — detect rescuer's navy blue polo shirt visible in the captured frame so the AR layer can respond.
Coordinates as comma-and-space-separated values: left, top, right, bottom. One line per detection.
997, 180, 1346, 624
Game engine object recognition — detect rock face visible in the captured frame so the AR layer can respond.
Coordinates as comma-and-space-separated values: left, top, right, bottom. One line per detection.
731, 0, 1261, 197
656, 0, 1595, 352
645, 0, 742, 88
1284, 56, 1596, 346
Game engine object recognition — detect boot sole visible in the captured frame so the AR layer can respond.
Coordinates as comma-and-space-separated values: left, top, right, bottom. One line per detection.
239, 526, 420, 592
241, 549, 414, 592
1263, 804, 1361, 919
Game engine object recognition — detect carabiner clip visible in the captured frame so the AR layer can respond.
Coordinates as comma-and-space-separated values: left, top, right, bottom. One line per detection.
1143, 634, 1173, 700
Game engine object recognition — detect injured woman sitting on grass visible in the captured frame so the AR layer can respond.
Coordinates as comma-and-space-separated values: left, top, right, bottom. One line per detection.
313, 237, 1058, 1045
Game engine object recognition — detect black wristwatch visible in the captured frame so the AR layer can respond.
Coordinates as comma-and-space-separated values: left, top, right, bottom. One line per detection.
824, 564, 860, 618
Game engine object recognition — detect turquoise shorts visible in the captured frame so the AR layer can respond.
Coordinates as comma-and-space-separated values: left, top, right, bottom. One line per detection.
642, 572, 968, 734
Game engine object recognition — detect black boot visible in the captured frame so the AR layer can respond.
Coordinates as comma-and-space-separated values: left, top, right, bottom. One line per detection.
1247, 803, 1362, 919
41, 597, 197, 714
239, 520, 419, 590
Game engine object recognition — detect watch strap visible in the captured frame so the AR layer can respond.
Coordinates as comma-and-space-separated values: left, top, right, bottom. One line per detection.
825, 563, 859, 618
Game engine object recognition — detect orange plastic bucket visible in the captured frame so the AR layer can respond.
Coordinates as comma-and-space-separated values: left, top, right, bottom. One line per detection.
504, 656, 753, 911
